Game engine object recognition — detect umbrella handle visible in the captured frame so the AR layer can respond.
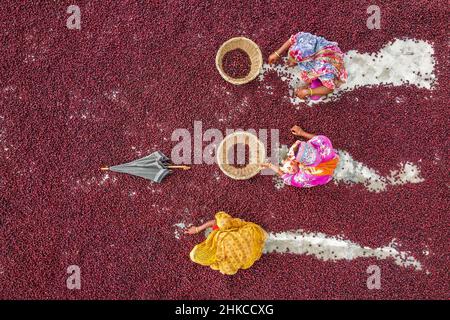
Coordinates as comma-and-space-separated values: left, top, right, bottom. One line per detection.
167, 165, 191, 170
100, 166, 110, 171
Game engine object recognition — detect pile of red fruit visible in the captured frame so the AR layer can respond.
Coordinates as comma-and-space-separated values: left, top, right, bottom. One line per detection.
222, 49, 251, 78
0, 0, 447, 300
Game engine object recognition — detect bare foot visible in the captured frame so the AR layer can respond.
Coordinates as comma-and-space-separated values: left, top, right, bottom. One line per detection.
296, 82, 309, 90
295, 87, 309, 99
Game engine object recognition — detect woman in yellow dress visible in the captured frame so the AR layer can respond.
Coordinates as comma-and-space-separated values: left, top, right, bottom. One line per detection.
185, 212, 267, 275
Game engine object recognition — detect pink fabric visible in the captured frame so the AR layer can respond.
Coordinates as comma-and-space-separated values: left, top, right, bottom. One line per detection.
281, 135, 338, 188
309, 78, 322, 100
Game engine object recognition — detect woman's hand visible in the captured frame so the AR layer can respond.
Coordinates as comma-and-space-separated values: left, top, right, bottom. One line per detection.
295, 87, 310, 99
261, 163, 284, 176
184, 226, 200, 235
268, 53, 280, 65
260, 163, 277, 171
286, 57, 297, 67
291, 125, 315, 140
291, 125, 304, 136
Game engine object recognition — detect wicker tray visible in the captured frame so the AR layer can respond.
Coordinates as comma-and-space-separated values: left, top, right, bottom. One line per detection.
216, 132, 266, 180
215, 37, 263, 85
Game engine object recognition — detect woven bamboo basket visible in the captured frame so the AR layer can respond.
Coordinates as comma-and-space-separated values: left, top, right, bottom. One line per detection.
215, 37, 263, 85
216, 132, 266, 180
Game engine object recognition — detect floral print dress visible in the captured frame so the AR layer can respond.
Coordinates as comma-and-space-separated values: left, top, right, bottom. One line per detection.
289, 32, 348, 89
281, 135, 340, 188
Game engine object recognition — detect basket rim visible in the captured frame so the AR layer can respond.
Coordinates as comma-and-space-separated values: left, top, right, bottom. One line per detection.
215, 37, 263, 85
216, 131, 266, 180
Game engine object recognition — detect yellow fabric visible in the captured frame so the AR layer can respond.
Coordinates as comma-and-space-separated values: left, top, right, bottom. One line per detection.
190, 212, 267, 275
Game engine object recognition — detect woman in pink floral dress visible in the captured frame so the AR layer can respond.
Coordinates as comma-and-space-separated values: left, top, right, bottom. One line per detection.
261, 125, 339, 188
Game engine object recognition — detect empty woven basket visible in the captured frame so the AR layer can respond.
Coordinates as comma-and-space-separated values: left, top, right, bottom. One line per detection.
216, 132, 266, 180
215, 37, 263, 85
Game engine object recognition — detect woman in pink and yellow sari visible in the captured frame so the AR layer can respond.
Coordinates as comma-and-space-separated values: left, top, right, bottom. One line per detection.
261, 125, 339, 188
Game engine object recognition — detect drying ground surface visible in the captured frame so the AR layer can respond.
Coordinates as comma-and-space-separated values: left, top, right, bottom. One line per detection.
0, 1, 448, 299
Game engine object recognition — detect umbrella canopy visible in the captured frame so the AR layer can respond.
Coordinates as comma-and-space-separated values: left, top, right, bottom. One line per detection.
101, 151, 190, 183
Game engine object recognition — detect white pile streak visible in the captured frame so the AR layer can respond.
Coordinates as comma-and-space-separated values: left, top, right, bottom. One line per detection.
387, 162, 425, 186
333, 150, 424, 192
260, 38, 436, 105
173, 224, 423, 270
173, 222, 188, 240
264, 230, 422, 270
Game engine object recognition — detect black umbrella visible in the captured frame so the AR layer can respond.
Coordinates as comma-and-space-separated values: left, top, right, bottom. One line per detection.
101, 151, 190, 183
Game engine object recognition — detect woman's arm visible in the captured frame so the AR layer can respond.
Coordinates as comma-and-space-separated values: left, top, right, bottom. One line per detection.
291, 125, 316, 140
268, 39, 292, 64
276, 39, 292, 56
260, 163, 284, 176
185, 220, 215, 235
